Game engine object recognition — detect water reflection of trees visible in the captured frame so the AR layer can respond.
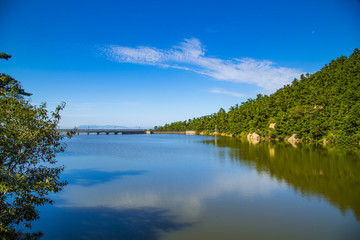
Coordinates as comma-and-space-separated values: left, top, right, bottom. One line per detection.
205, 137, 360, 220
0, 231, 43, 240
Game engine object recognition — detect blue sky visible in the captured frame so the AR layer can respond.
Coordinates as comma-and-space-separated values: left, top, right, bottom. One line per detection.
1, 0, 359, 128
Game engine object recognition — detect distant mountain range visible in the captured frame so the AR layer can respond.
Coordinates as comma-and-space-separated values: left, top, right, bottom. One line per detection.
77, 125, 134, 129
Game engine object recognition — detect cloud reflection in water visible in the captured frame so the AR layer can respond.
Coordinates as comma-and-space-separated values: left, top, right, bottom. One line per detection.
62, 169, 148, 186
57, 167, 280, 222
36, 207, 192, 240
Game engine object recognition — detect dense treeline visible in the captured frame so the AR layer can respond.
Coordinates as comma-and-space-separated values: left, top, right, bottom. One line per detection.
155, 49, 360, 144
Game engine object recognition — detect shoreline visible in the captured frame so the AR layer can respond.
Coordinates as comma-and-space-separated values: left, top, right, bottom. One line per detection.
153, 130, 360, 149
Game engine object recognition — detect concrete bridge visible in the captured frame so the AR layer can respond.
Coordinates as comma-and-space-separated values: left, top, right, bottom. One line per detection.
57, 129, 151, 135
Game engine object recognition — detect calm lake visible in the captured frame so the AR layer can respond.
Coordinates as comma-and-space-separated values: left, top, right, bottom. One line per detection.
31, 134, 360, 239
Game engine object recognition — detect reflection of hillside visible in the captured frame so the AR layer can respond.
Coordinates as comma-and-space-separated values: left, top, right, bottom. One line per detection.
205, 137, 360, 220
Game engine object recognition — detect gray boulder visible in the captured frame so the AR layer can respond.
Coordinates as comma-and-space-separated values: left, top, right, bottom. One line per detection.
288, 134, 300, 143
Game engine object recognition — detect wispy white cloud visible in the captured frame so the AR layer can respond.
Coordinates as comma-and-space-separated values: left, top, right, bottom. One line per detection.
209, 88, 246, 97
103, 38, 303, 92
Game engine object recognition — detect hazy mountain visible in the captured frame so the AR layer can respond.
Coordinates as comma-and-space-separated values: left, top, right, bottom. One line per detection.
77, 125, 130, 129
76, 125, 153, 129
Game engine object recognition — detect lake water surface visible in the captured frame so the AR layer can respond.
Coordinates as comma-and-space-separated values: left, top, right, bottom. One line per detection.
32, 134, 360, 239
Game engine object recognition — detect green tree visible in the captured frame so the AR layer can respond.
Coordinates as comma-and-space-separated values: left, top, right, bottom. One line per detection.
0, 53, 71, 235
158, 48, 360, 144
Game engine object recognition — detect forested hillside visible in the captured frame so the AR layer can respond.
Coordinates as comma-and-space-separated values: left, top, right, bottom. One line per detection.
156, 49, 360, 144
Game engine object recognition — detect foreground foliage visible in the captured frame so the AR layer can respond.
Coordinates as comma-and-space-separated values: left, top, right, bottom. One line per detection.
0, 53, 70, 235
156, 49, 360, 144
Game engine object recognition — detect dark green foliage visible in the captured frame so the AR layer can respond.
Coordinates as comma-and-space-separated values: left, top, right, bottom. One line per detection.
1, 74, 32, 97
158, 49, 360, 144
1, 230, 43, 240
0, 53, 12, 60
